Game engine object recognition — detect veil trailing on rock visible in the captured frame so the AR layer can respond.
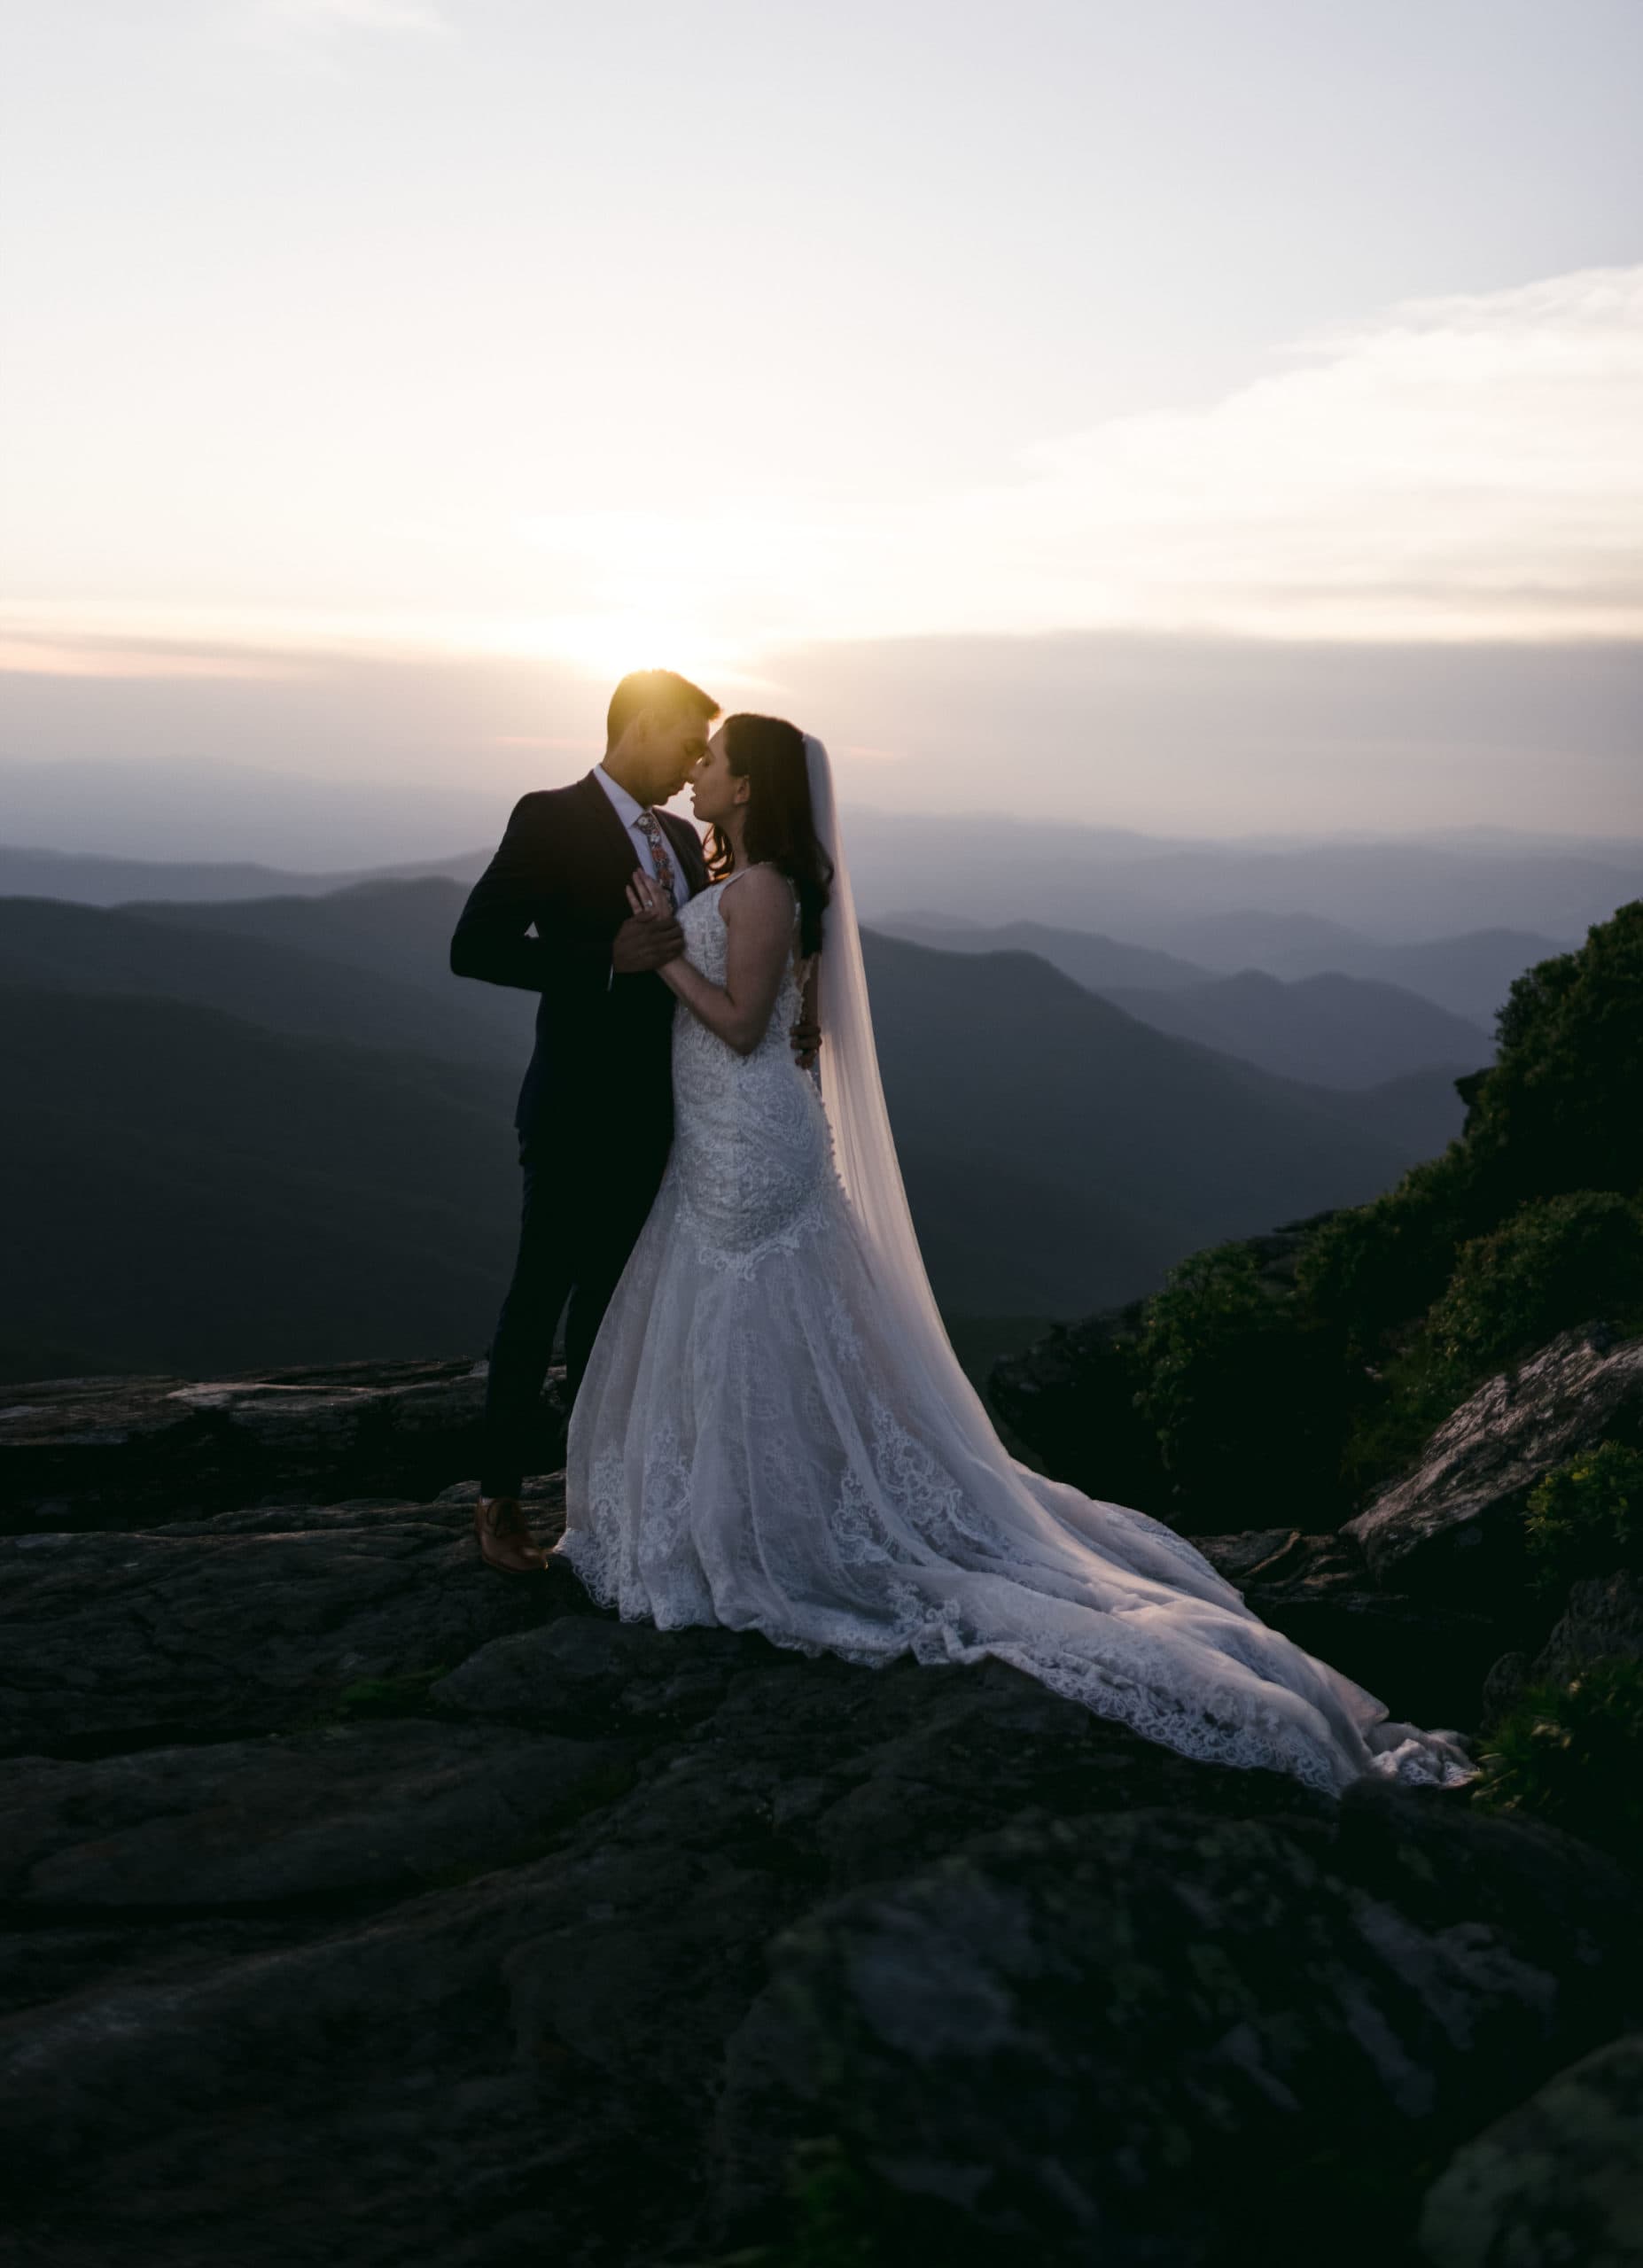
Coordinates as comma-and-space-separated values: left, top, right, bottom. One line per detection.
800, 734, 1472, 1790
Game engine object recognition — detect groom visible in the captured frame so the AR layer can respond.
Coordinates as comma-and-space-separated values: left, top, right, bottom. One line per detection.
451, 669, 718, 1572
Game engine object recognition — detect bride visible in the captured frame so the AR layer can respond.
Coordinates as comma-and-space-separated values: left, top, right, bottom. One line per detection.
557, 716, 1469, 1797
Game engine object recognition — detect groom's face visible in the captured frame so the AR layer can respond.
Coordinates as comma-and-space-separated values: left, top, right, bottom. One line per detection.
633, 708, 712, 805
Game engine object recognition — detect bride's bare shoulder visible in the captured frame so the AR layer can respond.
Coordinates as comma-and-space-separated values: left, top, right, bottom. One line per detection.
718, 865, 796, 922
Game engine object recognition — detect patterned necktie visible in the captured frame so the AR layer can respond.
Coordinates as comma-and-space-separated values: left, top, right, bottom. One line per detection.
632, 808, 678, 913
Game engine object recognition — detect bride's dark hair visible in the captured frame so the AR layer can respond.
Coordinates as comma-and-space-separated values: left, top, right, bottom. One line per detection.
705, 713, 833, 957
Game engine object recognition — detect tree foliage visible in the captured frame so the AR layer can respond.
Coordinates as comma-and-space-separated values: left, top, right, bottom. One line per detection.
1478, 901, 1643, 1207
1475, 1662, 1643, 1866
1133, 1244, 1355, 1529
1296, 899, 1643, 1363
1525, 1442, 1643, 1593
1090, 902, 1643, 1527
1420, 1193, 1643, 1392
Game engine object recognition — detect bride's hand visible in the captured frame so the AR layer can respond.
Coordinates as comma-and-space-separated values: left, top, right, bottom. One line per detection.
615, 870, 684, 975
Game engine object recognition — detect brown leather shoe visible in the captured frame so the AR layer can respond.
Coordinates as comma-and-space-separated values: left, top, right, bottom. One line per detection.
474, 1495, 547, 1574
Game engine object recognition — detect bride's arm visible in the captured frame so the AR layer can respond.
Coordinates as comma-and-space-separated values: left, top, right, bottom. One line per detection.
628, 868, 794, 1057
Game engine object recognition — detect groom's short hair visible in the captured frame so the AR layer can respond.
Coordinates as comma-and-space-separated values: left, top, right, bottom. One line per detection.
606, 669, 720, 750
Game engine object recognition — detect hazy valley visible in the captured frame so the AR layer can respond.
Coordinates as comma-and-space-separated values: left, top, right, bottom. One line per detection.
4, 816, 1635, 1384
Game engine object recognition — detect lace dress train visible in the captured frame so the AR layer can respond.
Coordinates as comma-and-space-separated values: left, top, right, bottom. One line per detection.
561, 874, 1469, 1798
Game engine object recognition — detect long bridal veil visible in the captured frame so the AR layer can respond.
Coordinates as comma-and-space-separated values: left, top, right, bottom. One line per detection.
800, 734, 1471, 1791
805, 736, 1018, 1477
806, 734, 1099, 1493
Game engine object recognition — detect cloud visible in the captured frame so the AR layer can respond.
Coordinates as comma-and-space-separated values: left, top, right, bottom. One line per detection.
0, 634, 300, 681
8, 263, 1636, 672
247, 0, 450, 50
516, 266, 1643, 652
964, 265, 1643, 641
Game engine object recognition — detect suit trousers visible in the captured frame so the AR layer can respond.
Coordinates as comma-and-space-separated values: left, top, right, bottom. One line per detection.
479, 1117, 668, 1498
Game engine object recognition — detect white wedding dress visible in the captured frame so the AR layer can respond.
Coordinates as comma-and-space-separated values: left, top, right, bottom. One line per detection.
560, 744, 1470, 1798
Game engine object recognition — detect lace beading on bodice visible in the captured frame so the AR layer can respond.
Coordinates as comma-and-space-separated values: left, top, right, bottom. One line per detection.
677, 873, 805, 1034
667, 875, 836, 1273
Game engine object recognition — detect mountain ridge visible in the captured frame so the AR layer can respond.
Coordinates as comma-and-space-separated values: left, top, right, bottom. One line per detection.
0, 912, 1462, 1374
4, 816, 1637, 942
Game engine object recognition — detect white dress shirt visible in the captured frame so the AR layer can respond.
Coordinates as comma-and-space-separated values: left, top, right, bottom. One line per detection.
593, 765, 694, 911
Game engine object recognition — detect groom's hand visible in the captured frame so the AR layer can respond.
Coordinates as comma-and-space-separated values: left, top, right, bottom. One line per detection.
790, 1016, 822, 1071
612, 913, 684, 974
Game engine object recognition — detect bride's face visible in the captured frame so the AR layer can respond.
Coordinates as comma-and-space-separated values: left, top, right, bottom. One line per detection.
689, 727, 749, 828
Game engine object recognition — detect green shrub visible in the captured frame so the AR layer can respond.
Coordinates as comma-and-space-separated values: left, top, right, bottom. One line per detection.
1053, 907, 1643, 1526
1475, 1661, 1643, 1866
1135, 1243, 1356, 1529
1421, 1192, 1643, 1390
1298, 903, 1643, 1363
1468, 899, 1643, 1207
1333, 1193, 1643, 1498
1525, 1441, 1643, 1592
1334, 1359, 1464, 1506
1492, 943, 1586, 1058
1296, 1149, 1481, 1359
987, 1306, 1167, 1511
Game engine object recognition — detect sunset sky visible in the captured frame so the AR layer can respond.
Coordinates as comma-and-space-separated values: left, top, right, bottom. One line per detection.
3, 0, 1641, 847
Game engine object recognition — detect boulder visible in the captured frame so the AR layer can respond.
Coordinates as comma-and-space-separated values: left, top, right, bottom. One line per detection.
1532, 1569, 1643, 1686
717, 1784, 1641, 2266
1483, 1569, 1643, 1726
1481, 1649, 1533, 1728
1420, 2031, 1643, 2268
1346, 1328, 1643, 1601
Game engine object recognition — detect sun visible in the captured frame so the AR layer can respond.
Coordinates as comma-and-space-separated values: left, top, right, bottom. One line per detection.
510, 510, 800, 683
519, 608, 749, 686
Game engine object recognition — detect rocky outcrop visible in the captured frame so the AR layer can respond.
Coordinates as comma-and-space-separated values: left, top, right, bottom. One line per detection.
1345, 1327, 1643, 1601
0, 1359, 565, 1534
0, 1485, 561, 1751
1482, 1569, 1643, 1727
3, 1365, 1640, 2266
0, 1717, 633, 1909
723, 1791, 1638, 2268
1420, 2031, 1643, 2268
1196, 1526, 1503, 1728
1531, 1569, 1643, 1684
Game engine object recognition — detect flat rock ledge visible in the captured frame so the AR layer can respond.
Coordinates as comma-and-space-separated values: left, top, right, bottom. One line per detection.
0, 1357, 565, 1534
2, 1373, 1640, 2267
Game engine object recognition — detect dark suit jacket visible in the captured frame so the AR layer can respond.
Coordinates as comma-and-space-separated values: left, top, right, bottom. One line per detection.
449, 773, 709, 1144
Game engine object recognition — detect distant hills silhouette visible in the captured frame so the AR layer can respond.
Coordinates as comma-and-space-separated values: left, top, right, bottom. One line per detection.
4, 816, 1637, 948
5, 812, 1634, 1382
0, 989, 518, 1381
877, 913, 1500, 1074
859, 933, 1448, 1310
838, 813, 1642, 942
0, 893, 514, 1066
0, 863, 1529, 1380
